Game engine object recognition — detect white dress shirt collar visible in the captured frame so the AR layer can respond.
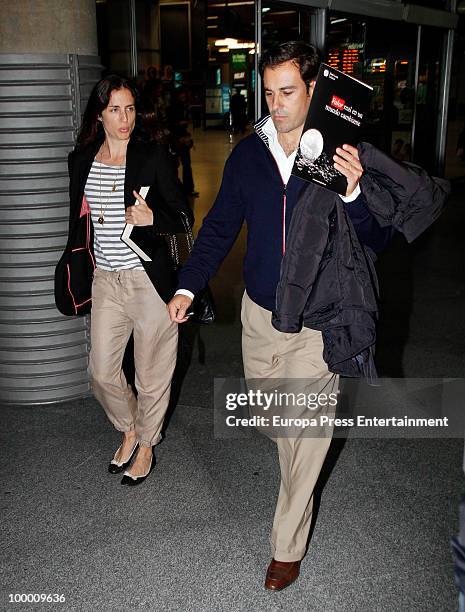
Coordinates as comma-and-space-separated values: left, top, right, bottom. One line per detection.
262, 116, 296, 185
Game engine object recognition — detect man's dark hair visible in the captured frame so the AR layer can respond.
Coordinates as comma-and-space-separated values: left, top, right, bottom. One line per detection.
258, 41, 321, 90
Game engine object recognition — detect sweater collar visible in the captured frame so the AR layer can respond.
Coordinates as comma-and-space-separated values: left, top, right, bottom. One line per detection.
254, 114, 274, 148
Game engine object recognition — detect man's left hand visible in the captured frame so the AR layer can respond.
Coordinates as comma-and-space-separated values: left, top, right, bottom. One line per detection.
125, 190, 154, 226
333, 144, 364, 197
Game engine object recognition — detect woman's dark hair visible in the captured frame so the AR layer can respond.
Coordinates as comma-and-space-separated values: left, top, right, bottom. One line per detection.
258, 41, 321, 91
76, 74, 140, 149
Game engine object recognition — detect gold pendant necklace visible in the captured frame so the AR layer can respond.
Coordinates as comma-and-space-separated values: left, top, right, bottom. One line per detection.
98, 160, 123, 224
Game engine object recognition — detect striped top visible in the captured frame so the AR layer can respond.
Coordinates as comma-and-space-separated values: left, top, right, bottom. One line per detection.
84, 160, 143, 271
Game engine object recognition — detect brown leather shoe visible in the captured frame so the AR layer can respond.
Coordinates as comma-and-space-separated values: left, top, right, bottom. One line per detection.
264, 558, 301, 591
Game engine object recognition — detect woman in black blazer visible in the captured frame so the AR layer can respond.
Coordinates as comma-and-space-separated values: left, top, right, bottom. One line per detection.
55, 75, 192, 486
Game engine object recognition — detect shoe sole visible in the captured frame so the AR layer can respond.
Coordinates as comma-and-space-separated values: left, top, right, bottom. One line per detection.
264, 574, 299, 591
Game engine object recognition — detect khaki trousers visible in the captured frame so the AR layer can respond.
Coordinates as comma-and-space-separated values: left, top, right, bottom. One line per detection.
88, 268, 178, 447
241, 291, 337, 562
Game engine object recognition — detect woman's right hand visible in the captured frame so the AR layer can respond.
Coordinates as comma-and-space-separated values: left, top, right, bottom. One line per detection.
167, 294, 193, 323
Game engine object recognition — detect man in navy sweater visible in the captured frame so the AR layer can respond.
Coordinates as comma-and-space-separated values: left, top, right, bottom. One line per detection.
168, 41, 389, 591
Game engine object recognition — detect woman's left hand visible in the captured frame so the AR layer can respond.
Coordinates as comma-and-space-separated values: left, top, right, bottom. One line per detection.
125, 190, 154, 226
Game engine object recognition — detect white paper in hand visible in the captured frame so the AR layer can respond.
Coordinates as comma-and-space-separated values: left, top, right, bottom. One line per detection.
133, 186, 149, 205
121, 186, 152, 261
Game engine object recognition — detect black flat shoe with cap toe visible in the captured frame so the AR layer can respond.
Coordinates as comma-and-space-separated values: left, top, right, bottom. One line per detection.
108, 442, 138, 474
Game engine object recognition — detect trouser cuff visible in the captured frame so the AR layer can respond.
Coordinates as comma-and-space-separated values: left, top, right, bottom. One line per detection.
270, 540, 305, 562
272, 550, 305, 562
138, 433, 162, 448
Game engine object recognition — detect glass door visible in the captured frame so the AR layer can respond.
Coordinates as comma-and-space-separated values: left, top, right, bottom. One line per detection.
326, 12, 419, 158
412, 25, 445, 173
96, 0, 133, 76
259, 2, 321, 116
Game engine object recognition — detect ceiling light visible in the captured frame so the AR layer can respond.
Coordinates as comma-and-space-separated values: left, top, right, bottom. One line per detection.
210, 1, 254, 6
215, 38, 238, 46
228, 42, 255, 49
269, 10, 296, 15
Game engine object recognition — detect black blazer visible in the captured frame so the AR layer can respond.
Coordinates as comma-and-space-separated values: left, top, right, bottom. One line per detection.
55, 135, 192, 316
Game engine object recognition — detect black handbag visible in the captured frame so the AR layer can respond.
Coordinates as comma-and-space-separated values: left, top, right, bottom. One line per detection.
164, 211, 215, 324
54, 196, 95, 316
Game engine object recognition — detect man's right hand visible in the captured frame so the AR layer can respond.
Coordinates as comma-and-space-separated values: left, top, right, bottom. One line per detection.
167, 294, 193, 323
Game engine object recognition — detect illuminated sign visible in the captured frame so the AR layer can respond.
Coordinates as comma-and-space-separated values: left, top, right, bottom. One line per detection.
231, 53, 247, 69
369, 58, 387, 73
327, 48, 360, 74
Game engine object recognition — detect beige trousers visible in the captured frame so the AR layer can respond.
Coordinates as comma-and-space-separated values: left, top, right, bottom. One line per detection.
88, 268, 178, 447
241, 291, 337, 562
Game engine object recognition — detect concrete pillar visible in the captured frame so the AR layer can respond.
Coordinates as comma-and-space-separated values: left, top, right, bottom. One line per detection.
0, 1, 100, 405
0, 0, 98, 55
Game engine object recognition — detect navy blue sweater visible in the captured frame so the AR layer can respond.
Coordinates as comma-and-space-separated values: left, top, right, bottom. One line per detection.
178, 132, 391, 311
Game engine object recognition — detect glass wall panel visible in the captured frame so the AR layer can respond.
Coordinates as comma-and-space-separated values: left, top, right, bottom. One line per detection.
136, 0, 160, 79
408, 0, 447, 7
259, 2, 318, 115
96, 0, 132, 76
205, 0, 255, 126
413, 25, 444, 172
445, 13, 465, 180
160, 3, 191, 71
261, 2, 312, 49
327, 13, 419, 159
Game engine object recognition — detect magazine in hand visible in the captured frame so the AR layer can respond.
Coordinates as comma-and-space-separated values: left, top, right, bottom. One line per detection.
291, 63, 373, 195
121, 186, 152, 261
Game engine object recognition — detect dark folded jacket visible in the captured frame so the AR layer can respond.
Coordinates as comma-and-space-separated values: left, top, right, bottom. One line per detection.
452, 494, 465, 595
272, 142, 450, 377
